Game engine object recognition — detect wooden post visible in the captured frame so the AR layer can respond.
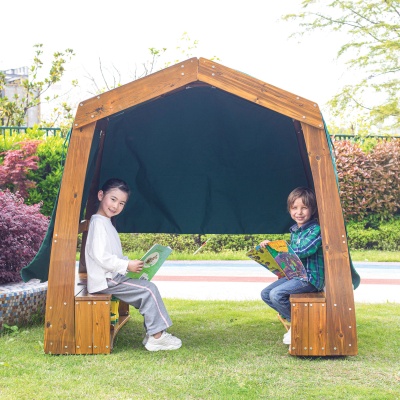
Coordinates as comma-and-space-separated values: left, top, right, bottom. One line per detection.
44, 122, 96, 354
301, 123, 358, 356
79, 120, 108, 273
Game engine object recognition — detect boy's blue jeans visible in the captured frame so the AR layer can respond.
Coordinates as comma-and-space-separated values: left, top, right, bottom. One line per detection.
261, 278, 318, 322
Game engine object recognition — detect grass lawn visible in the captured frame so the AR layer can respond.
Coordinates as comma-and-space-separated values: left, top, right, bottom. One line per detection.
1, 301, 399, 399
349, 250, 400, 262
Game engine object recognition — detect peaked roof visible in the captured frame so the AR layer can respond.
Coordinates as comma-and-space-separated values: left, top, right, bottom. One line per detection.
73, 57, 324, 130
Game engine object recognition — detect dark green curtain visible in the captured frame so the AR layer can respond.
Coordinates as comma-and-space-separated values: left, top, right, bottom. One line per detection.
100, 86, 311, 234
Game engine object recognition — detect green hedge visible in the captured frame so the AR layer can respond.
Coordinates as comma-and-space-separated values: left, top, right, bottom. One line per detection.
120, 233, 291, 254
119, 217, 400, 253
346, 217, 400, 251
26, 135, 65, 216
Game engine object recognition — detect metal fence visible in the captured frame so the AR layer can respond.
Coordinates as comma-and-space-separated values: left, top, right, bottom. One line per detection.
0, 126, 64, 138
331, 134, 400, 142
1, 127, 399, 142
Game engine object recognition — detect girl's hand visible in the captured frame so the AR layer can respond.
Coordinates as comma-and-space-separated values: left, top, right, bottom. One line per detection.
259, 240, 270, 248
127, 260, 144, 273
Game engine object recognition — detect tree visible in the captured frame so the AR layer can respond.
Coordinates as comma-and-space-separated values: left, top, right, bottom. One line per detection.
0, 140, 40, 197
284, 1, 400, 133
0, 44, 77, 127
83, 47, 167, 95
84, 32, 209, 95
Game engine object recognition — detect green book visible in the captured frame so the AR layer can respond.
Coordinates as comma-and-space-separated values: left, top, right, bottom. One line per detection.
126, 244, 172, 281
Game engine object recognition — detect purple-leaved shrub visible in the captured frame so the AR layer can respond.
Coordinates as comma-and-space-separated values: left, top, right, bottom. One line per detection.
0, 190, 49, 284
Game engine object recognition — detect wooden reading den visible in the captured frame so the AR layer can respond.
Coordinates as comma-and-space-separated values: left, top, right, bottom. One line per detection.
22, 58, 359, 356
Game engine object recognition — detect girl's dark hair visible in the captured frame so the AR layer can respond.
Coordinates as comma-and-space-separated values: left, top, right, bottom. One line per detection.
101, 178, 130, 197
287, 187, 318, 218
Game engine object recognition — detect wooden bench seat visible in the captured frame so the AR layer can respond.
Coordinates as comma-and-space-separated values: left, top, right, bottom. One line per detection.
289, 292, 326, 356
74, 286, 130, 354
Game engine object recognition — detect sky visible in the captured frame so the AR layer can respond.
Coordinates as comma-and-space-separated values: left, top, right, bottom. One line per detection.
1, 0, 351, 120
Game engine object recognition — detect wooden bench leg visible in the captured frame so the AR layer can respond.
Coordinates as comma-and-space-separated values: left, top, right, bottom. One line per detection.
75, 296, 111, 355
92, 300, 111, 354
75, 289, 131, 355
289, 293, 326, 356
75, 300, 94, 354
277, 313, 291, 331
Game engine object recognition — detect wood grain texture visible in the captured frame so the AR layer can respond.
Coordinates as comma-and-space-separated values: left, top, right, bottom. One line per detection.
290, 302, 309, 356
290, 292, 325, 303
308, 302, 327, 356
198, 58, 324, 129
79, 120, 108, 273
92, 300, 111, 354
73, 58, 199, 128
301, 123, 358, 355
290, 298, 327, 356
73, 57, 324, 130
44, 122, 96, 354
75, 301, 93, 354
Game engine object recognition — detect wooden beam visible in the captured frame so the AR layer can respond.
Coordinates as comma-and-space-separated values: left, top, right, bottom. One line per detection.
73, 58, 199, 129
198, 58, 324, 129
44, 122, 97, 354
301, 123, 358, 356
73, 57, 324, 131
79, 119, 108, 273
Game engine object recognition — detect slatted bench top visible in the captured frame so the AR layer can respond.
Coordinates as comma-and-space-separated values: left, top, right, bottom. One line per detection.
290, 292, 326, 303
75, 286, 112, 301
75, 271, 111, 300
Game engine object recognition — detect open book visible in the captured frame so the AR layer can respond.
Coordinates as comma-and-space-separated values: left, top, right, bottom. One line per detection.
126, 244, 172, 281
246, 240, 307, 280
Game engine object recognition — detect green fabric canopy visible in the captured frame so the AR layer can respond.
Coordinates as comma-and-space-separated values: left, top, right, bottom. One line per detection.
94, 86, 311, 234
21, 84, 359, 287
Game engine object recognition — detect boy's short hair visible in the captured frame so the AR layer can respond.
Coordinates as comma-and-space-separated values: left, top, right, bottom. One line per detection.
287, 187, 318, 217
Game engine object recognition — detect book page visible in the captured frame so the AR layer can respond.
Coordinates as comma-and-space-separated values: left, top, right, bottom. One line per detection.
126, 244, 172, 281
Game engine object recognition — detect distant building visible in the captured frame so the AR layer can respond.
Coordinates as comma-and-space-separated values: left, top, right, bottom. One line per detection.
1, 66, 40, 125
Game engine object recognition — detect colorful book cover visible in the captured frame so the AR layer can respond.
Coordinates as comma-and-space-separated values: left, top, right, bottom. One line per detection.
246, 244, 286, 279
126, 244, 172, 281
246, 240, 307, 280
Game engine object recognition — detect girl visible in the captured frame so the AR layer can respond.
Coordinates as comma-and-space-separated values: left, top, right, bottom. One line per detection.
85, 178, 182, 351
260, 187, 324, 345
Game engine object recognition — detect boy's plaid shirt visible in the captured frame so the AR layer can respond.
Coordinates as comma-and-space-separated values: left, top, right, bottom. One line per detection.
289, 219, 325, 291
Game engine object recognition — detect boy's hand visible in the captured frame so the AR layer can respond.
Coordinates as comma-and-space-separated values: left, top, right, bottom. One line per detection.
127, 260, 144, 273
259, 240, 270, 248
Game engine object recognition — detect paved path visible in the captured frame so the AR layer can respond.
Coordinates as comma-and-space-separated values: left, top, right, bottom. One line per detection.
153, 261, 400, 303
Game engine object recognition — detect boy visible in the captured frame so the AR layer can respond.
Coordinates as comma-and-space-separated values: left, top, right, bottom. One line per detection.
260, 187, 324, 345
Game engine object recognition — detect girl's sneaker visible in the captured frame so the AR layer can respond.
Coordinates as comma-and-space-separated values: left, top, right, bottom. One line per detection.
145, 332, 182, 351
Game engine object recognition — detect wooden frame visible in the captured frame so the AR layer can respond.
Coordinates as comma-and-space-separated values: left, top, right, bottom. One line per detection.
44, 58, 357, 356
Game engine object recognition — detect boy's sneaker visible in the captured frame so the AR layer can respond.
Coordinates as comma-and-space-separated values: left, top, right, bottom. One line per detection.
283, 328, 291, 345
145, 331, 182, 351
